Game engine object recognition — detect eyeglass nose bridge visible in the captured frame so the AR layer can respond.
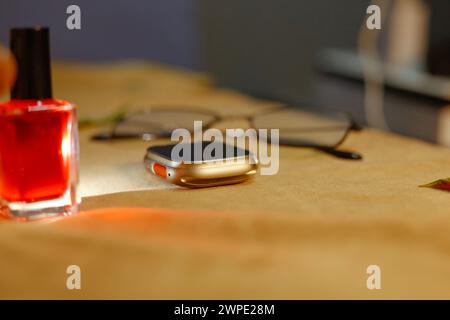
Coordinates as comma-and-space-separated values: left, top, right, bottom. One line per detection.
206, 114, 255, 132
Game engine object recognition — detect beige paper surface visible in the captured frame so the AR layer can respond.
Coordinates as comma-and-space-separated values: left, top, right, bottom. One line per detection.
1, 62, 450, 299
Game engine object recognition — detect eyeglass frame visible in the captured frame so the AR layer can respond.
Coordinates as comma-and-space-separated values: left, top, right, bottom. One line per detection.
91, 105, 363, 160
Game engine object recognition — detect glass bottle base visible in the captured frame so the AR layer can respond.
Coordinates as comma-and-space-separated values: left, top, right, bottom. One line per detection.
0, 191, 80, 222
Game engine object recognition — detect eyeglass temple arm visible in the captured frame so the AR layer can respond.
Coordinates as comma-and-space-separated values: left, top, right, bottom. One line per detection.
315, 146, 363, 160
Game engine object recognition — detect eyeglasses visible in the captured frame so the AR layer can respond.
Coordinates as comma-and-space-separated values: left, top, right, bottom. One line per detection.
90, 105, 363, 160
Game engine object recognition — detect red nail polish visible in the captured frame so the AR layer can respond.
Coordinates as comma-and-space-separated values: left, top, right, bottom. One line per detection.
0, 27, 80, 221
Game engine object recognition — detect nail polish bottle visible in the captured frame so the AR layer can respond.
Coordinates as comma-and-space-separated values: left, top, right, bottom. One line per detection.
0, 27, 80, 221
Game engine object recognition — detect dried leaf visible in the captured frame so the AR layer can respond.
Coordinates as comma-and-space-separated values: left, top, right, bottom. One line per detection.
419, 178, 450, 191
78, 106, 129, 130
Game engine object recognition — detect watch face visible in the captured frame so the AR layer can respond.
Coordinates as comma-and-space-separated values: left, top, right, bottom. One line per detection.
148, 141, 250, 163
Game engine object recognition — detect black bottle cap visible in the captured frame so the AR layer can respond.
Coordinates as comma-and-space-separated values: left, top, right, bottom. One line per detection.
10, 27, 53, 100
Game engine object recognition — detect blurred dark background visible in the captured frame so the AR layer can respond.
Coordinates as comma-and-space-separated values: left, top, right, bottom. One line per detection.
0, 0, 200, 68
0, 0, 370, 101
199, 0, 369, 103
1, 0, 448, 97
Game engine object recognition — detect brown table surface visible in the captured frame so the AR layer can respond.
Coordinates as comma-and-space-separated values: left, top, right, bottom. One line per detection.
1, 62, 450, 299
